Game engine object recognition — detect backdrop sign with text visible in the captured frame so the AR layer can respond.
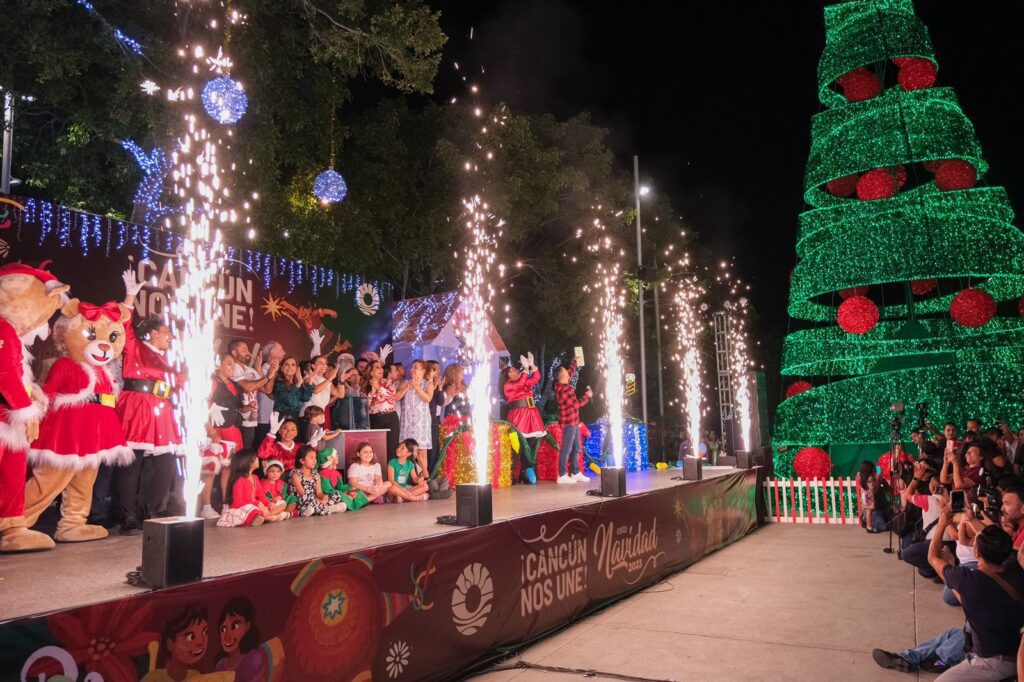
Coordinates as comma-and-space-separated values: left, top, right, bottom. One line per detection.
0, 198, 393, 365
0, 470, 757, 682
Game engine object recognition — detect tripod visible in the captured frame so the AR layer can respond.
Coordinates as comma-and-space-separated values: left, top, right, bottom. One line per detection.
883, 411, 904, 556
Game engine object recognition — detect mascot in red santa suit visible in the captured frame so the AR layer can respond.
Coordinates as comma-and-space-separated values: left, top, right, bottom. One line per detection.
21, 298, 134, 544
0, 263, 69, 552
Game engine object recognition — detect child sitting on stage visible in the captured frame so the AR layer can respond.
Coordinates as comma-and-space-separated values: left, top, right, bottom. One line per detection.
259, 460, 296, 518
318, 449, 369, 511
346, 442, 392, 504
218, 449, 288, 527
302, 404, 341, 451
289, 446, 347, 516
387, 438, 430, 503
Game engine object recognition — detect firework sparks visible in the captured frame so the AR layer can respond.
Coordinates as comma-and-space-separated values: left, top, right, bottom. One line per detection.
597, 261, 626, 466
161, 2, 246, 515
674, 278, 705, 455
726, 297, 753, 451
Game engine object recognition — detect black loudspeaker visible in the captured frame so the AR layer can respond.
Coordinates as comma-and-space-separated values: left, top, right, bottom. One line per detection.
601, 466, 627, 497
142, 517, 205, 588
683, 456, 703, 481
736, 450, 754, 470
456, 483, 492, 527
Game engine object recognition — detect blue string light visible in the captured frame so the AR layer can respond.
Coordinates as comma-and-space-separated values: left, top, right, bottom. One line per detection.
74, 0, 144, 56
584, 417, 649, 472
16, 199, 391, 300
201, 76, 248, 125
312, 169, 348, 204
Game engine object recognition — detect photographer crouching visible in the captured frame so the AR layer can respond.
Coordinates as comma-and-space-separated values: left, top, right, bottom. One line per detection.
899, 461, 953, 581
874, 493, 1024, 678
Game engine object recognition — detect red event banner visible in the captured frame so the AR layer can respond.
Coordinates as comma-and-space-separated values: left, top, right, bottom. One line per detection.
0, 197, 394, 365
0, 470, 758, 681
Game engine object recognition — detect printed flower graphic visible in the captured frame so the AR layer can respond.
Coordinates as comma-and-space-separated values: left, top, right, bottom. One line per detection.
356, 283, 380, 316
385, 640, 411, 678
32, 599, 157, 680
451, 563, 493, 636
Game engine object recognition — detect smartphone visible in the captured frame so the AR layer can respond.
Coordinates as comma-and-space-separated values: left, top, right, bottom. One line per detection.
574, 346, 585, 367
875, 465, 882, 475
951, 490, 966, 513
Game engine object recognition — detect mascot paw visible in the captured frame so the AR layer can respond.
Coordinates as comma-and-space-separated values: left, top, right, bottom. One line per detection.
55, 524, 109, 543
0, 527, 56, 552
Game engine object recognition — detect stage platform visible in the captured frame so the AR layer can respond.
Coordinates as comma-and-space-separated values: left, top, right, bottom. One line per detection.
1, 466, 739, 622
1, 466, 759, 682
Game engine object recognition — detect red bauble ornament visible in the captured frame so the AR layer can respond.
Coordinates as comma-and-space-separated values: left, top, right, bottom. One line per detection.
1018, 297, 1024, 318
911, 279, 938, 296
856, 168, 896, 200
794, 447, 832, 480
890, 165, 907, 189
836, 68, 882, 102
895, 57, 937, 91
785, 381, 815, 399
877, 450, 914, 479
922, 159, 945, 173
935, 159, 977, 191
950, 288, 996, 328
839, 286, 869, 299
837, 295, 880, 334
826, 173, 860, 197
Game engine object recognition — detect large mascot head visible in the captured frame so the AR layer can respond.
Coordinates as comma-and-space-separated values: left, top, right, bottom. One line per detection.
54, 300, 130, 366
0, 262, 70, 341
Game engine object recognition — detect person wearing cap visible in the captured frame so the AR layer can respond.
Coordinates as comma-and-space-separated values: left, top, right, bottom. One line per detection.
0, 262, 69, 552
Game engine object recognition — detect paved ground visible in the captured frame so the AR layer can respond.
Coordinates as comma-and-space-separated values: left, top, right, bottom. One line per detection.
474, 523, 964, 681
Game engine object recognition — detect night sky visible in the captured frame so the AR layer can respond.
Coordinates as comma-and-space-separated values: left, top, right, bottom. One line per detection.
428, 0, 1024, 369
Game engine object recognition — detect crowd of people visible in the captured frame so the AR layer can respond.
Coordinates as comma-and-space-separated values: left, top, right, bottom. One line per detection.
863, 418, 1024, 679
78, 280, 598, 534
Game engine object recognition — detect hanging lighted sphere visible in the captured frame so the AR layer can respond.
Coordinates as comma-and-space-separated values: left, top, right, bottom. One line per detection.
313, 168, 348, 204
201, 76, 248, 125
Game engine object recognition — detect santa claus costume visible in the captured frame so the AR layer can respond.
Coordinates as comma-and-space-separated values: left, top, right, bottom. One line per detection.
23, 354, 134, 539
502, 358, 545, 482
116, 310, 182, 456
0, 263, 64, 552
113, 301, 184, 531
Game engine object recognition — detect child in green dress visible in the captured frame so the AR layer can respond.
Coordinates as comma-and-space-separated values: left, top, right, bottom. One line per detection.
387, 438, 429, 502
317, 449, 369, 511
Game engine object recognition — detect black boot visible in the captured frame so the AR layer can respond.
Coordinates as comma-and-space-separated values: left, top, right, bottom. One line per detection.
120, 509, 142, 536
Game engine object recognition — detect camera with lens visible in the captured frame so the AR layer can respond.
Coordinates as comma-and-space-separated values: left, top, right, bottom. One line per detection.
915, 402, 929, 431
977, 484, 1002, 522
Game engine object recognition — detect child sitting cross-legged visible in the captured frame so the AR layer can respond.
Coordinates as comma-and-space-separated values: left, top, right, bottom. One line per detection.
346, 442, 392, 504
318, 449, 369, 511
217, 449, 289, 527
289, 445, 348, 516
260, 459, 297, 518
387, 438, 430, 503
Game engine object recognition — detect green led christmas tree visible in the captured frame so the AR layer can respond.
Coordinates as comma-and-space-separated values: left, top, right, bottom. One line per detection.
774, 0, 1024, 478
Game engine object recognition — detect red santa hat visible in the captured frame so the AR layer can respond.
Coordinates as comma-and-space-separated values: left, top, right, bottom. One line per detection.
0, 261, 66, 291
263, 459, 286, 473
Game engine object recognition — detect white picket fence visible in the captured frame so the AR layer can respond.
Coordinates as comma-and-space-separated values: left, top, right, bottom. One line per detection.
762, 477, 865, 525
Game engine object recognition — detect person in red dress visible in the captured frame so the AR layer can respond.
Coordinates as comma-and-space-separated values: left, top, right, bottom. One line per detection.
0, 263, 68, 553
502, 351, 545, 483
115, 269, 184, 534
22, 299, 134, 543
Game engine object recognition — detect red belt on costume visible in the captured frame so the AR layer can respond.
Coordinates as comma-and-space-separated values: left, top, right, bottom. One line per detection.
122, 378, 172, 400
507, 397, 536, 410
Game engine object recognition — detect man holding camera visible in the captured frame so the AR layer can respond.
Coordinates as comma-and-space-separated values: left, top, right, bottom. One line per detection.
874, 495, 1024, 678
899, 461, 951, 580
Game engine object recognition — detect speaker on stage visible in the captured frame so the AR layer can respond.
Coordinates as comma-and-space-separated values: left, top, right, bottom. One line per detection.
456, 483, 492, 526
683, 456, 703, 481
142, 517, 204, 588
601, 466, 627, 497
735, 450, 754, 469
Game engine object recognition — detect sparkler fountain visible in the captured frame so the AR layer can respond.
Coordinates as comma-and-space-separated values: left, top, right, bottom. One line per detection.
596, 259, 628, 496
138, 2, 248, 585
726, 297, 754, 460
674, 278, 705, 476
